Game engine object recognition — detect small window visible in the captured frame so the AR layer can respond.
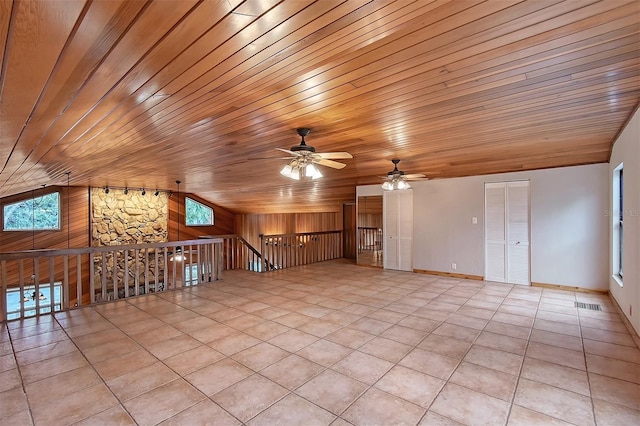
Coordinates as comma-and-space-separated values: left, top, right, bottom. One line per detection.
185, 197, 214, 226
3, 192, 61, 231
613, 164, 623, 284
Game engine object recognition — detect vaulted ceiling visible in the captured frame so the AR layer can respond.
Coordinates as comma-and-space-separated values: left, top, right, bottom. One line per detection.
0, 0, 638, 213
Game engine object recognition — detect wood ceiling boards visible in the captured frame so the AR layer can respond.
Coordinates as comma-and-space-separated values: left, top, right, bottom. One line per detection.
0, 0, 638, 213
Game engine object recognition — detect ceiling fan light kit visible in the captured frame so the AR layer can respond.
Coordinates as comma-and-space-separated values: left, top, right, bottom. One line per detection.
381, 159, 426, 191
278, 128, 352, 180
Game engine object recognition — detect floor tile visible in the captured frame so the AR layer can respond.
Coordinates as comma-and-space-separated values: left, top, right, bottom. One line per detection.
520, 357, 590, 396
418, 410, 464, 425
380, 324, 429, 345
232, 342, 289, 371
296, 369, 367, 415
484, 320, 531, 340
583, 338, 640, 364
297, 339, 352, 367
0, 387, 30, 419
107, 361, 179, 401
297, 319, 342, 337
19, 351, 88, 384
592, 398, 640, 426
581, 326, 636, 347
212, 374, 288, 422
92, 348, 157, 381
326, 327, 375, 349
463, 345, 523, 375
589, 372, 640, 410
248, 393, 336, 426
332, 350, 394, 385
14, 339, 77, 366
146, 333, 201, 360
163, 345, 225, 376
507, 404, 573, 425
184, 358, 253, 396
586, 353, 640, 384
25, 365, 101, 406
399, 348, 459, 380
358, 336, 412, 363
529, 329, 583, 352
208, 331, 262, 356
0, 368, 21, 392
31, 383, 118, 426
449, 361, 518, 401
74, 404, 136, 426
342, 387, 425, 425
526, 341, 585, 370
268, 329, 319, 352
474, 331, 527, 355
159, 399, 240, 426
432, 323, 480, 343
261, 354, 324, 390
124, 379, 205, 425
430, 383, 510, 426
375, 365, 445, 407
514, 378, 594, 425
533, 319, 580, 337
418, 333, 472, 359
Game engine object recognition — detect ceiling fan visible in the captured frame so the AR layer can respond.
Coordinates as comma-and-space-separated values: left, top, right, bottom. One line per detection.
381, 159, 426, 190
278, 128, 353, 180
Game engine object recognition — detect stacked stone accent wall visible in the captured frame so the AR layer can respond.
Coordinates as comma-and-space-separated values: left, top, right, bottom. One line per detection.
90, 188, 169, 300
91, 188, 168, 245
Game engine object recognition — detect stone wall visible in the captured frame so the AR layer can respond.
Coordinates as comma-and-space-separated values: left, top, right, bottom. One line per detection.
90, 188, 169, 300
91, 188, 168, 246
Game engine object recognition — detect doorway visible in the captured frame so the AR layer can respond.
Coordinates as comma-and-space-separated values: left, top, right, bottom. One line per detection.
357, 196, 383, 267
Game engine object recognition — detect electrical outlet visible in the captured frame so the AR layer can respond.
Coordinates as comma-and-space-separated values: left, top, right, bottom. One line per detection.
451, 263, 457, 270
472, 217, 478, 224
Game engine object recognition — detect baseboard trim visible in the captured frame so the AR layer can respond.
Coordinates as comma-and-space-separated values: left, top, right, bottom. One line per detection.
414, 269, 483, 281
608, 293, 640, 348
531, 282, 608, 295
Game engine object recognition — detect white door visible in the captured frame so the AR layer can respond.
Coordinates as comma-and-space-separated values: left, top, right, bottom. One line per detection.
485, 181, 530, 285
384, 190, 413, 271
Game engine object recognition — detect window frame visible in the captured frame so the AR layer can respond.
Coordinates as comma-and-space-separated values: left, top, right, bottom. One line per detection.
184, 196, 214, 226
2, 191, 62, 231
612, 164, 623, 285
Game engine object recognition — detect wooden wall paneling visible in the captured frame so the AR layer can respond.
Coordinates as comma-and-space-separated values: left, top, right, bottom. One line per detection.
168, 192, 236, 242
0, 186, 90, 305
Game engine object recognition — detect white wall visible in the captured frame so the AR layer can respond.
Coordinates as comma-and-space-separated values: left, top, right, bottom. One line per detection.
609, 108, 640, 334
358, 163, 610, 290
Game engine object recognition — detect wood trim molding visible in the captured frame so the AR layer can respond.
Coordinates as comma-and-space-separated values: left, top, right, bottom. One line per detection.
414, 269, 483, 281
531, 282, 608, 295
608, 293, 640, 345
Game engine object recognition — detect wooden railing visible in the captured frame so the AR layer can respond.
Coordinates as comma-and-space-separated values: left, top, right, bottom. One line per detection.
202, 235, 267, 272
358, 226, 382, 253
260, 230, 342, 272
0, 238, 223, 322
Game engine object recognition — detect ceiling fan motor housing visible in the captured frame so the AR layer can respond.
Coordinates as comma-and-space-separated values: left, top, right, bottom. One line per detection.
291, 128, 316, 152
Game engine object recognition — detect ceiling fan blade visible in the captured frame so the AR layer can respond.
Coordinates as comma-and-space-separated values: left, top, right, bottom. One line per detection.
276, 148, 301, 156
404, 173, 427, 180
316, 151, 353, 159
315, 158, 347, 169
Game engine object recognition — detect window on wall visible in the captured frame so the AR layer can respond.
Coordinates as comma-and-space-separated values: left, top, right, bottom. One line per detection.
3, 192, 61, 231
185, 197, 214, 226
613, 164, 623, 284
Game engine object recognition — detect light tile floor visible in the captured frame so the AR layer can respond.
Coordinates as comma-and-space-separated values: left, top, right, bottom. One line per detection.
1, 260, 639, 425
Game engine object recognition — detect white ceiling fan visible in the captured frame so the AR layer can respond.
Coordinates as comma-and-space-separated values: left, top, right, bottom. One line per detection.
278, 128, 353, 180
381, 159, 426, 190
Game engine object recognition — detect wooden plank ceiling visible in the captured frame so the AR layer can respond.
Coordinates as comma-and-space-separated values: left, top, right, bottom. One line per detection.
0, 0, 638, 213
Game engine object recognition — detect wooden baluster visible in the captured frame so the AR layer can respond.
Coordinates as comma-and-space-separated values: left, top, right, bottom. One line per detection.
49, 257, 55, 313
18, 259, 24, 318
76, 254, 82, 307
34, 257, 40, 315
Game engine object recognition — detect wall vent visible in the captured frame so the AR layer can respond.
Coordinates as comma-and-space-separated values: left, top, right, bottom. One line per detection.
575, 302, 602, 311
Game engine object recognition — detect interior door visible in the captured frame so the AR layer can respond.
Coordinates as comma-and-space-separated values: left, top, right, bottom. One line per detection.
384, 190, 413, 271
485, 181, 530, 285
506, 182, 530, 285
